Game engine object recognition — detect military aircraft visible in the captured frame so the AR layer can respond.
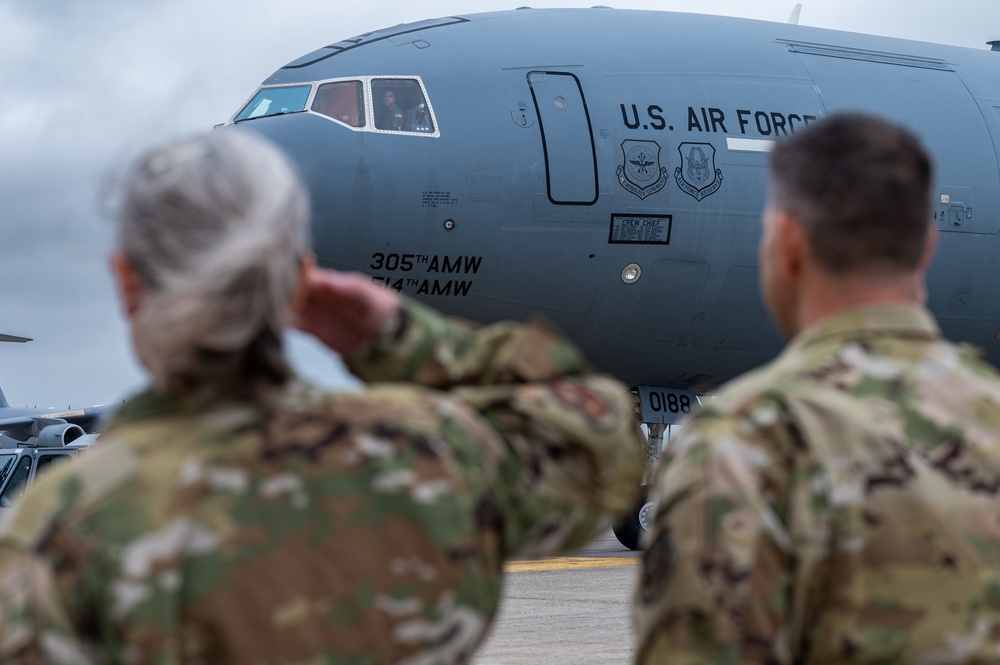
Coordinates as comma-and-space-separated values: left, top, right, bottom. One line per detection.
224, 8, 1000, 546
0, 334, 108, 448
0, 334, 107, 512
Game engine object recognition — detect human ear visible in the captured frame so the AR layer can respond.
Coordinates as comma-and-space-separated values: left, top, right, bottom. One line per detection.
110, 251, 146, 318
775, 212, 805, 280
917, 224, 938, 271
289, 252, 317, 317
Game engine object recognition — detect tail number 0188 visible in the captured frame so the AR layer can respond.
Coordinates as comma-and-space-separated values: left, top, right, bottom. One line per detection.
637, 386, 702, 425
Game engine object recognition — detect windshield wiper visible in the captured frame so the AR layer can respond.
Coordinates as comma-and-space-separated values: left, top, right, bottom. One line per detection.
234, 109, 305, 124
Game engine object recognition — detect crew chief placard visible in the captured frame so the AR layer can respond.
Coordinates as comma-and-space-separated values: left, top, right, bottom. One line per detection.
609, 214, 672, 245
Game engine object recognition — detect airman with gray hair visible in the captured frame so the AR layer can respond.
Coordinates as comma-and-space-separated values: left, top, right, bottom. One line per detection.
114, 131, 310, 400
0, 130, 644, 664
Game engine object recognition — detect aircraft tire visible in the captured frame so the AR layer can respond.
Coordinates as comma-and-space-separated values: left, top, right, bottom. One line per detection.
612, 485, 655, 551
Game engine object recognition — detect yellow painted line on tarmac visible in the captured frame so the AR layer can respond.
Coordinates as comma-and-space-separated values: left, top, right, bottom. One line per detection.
503, 557, 640, 573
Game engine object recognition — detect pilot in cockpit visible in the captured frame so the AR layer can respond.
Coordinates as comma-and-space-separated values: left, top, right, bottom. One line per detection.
378, 89, 406, 131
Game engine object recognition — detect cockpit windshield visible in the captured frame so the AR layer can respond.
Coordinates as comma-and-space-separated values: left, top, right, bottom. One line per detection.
230, 77, 437, 136
371, 78, 435, 134
312, 81, 365, 128
233, 85, 311, 122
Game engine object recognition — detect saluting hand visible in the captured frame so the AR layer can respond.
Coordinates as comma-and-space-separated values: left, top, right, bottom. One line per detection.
295, 267, 400, 355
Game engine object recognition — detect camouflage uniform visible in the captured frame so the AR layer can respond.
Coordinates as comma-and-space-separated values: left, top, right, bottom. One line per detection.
0, 298, 644, 664
634, 304, 1000, 664
381, 103, 406, 131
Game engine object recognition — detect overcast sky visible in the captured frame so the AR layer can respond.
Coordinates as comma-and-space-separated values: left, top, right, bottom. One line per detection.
1, 0, 999, 409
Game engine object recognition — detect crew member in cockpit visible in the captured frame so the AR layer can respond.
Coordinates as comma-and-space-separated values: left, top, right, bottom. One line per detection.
378, 89, 405, 131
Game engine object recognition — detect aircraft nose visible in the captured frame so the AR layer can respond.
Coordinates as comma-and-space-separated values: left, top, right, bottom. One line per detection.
224, 113, 354, 181
223, 114, 369, 269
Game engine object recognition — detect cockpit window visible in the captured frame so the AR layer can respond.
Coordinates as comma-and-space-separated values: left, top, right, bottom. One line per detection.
229, 77, 437, 136
233, 85, 311, 122
312, 81, 365, 128
372, 79, 435, 134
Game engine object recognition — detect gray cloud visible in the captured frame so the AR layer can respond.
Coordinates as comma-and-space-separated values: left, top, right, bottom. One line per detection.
1, 0, 997, 407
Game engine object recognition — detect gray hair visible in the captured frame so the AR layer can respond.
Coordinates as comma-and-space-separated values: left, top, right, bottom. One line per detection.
114, 130, 310, 399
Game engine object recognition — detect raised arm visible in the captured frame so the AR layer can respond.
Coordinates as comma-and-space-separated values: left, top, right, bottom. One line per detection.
296, 267, 590, 387
299, 268, 645, 557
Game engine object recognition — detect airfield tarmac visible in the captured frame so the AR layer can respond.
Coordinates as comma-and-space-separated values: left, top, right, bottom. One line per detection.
473, 530, 642, 665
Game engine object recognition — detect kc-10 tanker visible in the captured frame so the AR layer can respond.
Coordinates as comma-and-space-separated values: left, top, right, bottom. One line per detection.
225, 8, 1000, 547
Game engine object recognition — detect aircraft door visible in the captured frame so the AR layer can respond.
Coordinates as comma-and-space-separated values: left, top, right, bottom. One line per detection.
527, 71, 598, 205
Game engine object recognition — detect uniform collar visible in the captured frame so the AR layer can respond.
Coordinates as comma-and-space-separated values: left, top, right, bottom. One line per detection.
109, 377, 324, 426
786, 303, 941, 355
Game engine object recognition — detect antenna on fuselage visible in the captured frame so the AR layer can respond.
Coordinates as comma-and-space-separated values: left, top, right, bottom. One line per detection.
787, 3, 802, 25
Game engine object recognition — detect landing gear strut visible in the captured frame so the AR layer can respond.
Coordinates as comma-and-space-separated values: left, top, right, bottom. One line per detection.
612, 422, 665, 550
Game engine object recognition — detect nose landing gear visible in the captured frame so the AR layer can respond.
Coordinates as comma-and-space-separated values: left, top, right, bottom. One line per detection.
612, 484, 655, 551
612, 421, 666, 550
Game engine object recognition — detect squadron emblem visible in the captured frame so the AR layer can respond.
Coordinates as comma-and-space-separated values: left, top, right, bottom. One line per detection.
617, 140, 668, 200
674, 142, 724, 201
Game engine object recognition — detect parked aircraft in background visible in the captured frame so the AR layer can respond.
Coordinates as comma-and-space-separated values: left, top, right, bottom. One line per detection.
0, 334, 107, 514
225, 8, 1000, 547
0, 334, 108, 448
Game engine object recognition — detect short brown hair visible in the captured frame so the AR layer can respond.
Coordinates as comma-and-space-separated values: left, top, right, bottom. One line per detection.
768, 112, 933, 274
